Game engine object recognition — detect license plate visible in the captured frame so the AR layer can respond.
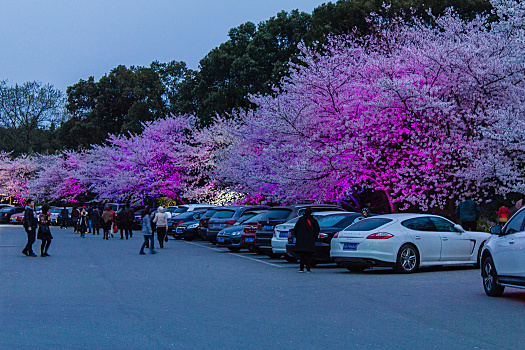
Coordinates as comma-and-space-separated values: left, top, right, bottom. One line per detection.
176, 228, 183, 233
213, 224, 221, 228
343, 243, 357, 250
264, 225, 273, 230
245, 238, 254, 243
217, 237, 224, 243
279, 231, 288, 238
293, 237, 296, 243
168, 222, 173, 226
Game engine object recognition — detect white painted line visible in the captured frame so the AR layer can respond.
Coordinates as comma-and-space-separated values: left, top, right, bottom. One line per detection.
185, 241, 284, 268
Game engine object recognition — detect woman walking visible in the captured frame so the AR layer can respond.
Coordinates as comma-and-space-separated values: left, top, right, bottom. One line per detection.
78, 206, 88, 238
102, 206, 113, 240
140, 207, 157, 255
71, 206, 80, 233
293, 208, 320, 273
153, 206, 168, 248
37, 205, 53, 257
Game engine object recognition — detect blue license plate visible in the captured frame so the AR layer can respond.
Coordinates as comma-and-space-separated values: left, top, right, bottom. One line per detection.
279, 231, 288, 238
343, 243, 357, 250
213, 224, 221, 228
217, 237, 224, 243
293, 237, 296, 243
264, 225, 273, 230
176, 228, 183, 233
245, 238, 254, 243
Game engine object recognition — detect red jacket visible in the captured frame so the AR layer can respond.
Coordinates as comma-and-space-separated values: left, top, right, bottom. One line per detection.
496, 206, 511, 222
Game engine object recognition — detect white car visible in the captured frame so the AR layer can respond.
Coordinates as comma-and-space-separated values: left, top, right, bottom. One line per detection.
331, 214, 490, 273
481, 208, 525, 296
172, 204, 216, 215
271, 211, 347, 261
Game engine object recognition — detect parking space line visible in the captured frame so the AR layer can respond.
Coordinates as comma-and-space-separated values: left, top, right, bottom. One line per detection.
185, 241, 284, 268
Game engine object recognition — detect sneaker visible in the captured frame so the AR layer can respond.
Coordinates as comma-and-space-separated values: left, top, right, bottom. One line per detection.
151, 250, 158, 254
306, 270, 311, 273
21, 250, 28, 256
28, 253, 37, 257
139, 252, 146, 255
298, 269, 304, 273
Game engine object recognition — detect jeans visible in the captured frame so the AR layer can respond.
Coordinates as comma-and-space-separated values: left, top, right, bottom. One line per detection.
87, 219, 92, 233
140, 235, 155, 253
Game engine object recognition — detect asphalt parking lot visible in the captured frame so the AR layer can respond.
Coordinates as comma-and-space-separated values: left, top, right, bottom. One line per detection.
1, 224, 524, 350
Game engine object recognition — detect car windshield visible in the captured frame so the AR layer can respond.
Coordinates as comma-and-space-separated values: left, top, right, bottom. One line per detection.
236, 212, 258, 225
202, 209, 218, 218
345, 218, 393, 231
174, 206, 189, 214
245, 212, 265, 223
50, 208, 62, 213
264, 209, 292, 221
317, 214, 359, 228
174, 211, 202, 219
166, 207, 178, 213
212, 210, 235, 219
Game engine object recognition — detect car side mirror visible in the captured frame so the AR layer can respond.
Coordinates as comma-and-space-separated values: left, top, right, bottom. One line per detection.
490, 225, 502, 235
454, 224, 465, 233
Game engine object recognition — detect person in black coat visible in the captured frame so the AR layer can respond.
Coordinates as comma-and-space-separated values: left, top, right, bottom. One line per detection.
60, 206, 69, 229
126, 205, 134, 238
293, 208, 320, 273
117, 207, 129, 239
22, 198, 38, 257
37, 204, 53, 257
90, 207, 101, 235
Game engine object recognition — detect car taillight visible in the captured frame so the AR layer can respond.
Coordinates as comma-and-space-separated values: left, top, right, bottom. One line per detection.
288, 229, 294, 238
256, 223, 262, 231
223, 220, 236, 225
333, 232, 339, 238
318, 233, 329, 239
176, 220, 184, 226
199, 219, 205, 226
273, 230, 276, 237
366, 232, 394, 239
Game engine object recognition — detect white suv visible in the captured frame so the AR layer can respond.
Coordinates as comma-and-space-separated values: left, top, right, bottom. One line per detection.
481, 208, 525, 296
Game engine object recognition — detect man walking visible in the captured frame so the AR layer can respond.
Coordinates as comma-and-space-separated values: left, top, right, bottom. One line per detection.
91, 206, 101, 235
22, 199, 38, 257
126, 204, 134, 238
117, 206, 129, 239
60, 206, 69, 229
87, 205, 94, 233
456, 194, 481, 231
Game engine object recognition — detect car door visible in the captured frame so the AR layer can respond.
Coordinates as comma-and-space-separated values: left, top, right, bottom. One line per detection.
430, 217, 473, 262
493, 210, 525, 276
492, 210, 525, 276
401, 217, 441, 262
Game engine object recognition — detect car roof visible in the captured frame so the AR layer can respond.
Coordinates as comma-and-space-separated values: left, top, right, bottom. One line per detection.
269, 204, 343, 209
369, 213, 450, 220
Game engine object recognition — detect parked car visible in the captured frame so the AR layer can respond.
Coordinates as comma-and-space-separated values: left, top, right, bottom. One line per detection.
283, 211, 360, 263
10, 212, 25, 224
172, 204, 216, 215
481, 207, 525, 296
331, 214, 490, 273
0, 204, 14, 210
216, 210, 268, 251
49, 207, 62, 225
169, 210, 207, 240
207, 206, 270, 244
198, 208, 220, 240
0, 206, 24, 224
254, 204, 344, 258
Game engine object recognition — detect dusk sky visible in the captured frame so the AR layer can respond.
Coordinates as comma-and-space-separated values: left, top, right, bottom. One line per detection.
0, 0, 325, 92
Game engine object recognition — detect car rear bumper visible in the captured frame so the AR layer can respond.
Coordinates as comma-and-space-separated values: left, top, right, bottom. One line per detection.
254, 237, 272, 250
271, 237, 287, 253
333, 257, 394, 268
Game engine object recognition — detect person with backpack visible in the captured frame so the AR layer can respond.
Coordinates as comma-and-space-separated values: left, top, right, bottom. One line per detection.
37, 205, 53, 257
153, 206, 168, 248
293, 208, 320, 273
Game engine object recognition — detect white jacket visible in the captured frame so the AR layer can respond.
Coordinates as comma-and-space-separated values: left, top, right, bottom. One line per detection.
153, 207, 168, 227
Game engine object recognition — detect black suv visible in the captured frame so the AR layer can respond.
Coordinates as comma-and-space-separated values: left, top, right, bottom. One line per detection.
254, 204, 343, 258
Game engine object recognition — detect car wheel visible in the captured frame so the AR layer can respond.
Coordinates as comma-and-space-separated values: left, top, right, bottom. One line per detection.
254, 247, 264, 255
185, 237, 194, 242
228, 247, 241, 252
284, 254, 298, 263
346, 266, 366, 273
482, 256, 505, 297
394, 244, 419, 273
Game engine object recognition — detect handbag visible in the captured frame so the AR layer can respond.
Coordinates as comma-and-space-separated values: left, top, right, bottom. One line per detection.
113, 224, 118, 233
164, 234, 168, 242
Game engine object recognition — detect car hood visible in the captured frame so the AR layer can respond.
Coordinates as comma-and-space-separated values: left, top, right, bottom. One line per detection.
218, 225, 244, 235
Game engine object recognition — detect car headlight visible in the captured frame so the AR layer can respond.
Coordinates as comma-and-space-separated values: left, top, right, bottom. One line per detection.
187, 223, 199, 229
231, 231, 241, 236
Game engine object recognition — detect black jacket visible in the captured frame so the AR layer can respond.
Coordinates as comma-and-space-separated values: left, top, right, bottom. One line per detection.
23, 206, 38, 229
117, 209, 129, 223
293, 214, 320, 253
